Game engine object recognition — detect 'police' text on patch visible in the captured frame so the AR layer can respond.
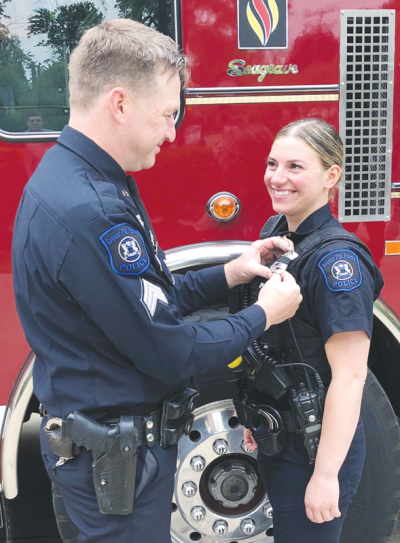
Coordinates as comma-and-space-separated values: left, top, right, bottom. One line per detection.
99, 223, 150, 276
318, 250, 362, 292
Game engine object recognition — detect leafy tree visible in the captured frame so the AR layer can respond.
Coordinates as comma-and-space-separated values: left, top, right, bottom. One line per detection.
0, 34, 33, 130
0, 0, 10, 39
115, 0, 171, 36
27, 2, 104, 60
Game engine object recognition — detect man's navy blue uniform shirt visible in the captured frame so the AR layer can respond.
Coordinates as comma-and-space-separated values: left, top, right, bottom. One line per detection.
12, 126, 266, 420
270, 204, 383, 343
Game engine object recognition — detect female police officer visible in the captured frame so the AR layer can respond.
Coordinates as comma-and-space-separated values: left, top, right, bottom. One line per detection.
243, 118, 383, 542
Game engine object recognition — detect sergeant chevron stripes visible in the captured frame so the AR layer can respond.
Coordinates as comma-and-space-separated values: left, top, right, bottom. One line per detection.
140, 278, 169, 320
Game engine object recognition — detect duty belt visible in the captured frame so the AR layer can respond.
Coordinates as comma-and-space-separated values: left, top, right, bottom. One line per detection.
43, 408, 162, 457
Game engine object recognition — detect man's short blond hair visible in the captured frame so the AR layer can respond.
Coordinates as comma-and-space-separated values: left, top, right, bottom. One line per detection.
69, 19, 188, 110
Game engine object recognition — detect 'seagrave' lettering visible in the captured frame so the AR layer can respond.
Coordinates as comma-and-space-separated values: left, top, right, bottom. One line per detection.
227, 59, 299, 82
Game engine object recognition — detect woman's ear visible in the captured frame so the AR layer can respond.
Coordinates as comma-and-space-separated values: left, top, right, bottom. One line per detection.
325, 164, 341, 190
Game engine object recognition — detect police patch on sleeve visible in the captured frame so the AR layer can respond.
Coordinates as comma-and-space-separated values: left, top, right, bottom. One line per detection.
99, 223, 150, 276
318, 250, 362, 292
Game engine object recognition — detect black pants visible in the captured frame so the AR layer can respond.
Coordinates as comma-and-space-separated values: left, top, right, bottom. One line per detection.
257, 418, 366, 543
40, 422, 177, 543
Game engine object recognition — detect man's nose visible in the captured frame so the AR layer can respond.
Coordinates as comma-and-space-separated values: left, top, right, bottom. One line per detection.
165, 118, 176, 143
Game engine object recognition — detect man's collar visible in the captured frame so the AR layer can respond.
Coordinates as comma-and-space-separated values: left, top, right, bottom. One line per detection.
275, 204, 333, 239
57, 125, 128, 189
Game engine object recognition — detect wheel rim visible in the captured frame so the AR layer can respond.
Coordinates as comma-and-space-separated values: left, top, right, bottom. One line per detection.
171, 400, 274, 542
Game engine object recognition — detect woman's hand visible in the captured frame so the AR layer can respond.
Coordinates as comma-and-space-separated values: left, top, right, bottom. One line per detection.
243, 428, 258, 452
304, 472, 341, 523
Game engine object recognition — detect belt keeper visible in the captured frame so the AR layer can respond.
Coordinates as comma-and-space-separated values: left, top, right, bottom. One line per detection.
144, 416, 155, 447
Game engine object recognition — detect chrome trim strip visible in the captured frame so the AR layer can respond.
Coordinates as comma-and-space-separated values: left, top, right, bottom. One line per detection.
0, 407, 6, 440
165, 241, 251, 272
187, 95, 339, 106
1, 354, 35, 498
185, 84, 340, 96
0, 130, 60, 143
374, 299, 400, 345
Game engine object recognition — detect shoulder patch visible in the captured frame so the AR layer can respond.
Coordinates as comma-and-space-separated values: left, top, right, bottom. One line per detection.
99, 223, 150, 276
317, 250, 362, 292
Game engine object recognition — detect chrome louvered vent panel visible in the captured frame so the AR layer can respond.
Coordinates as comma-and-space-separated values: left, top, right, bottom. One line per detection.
339, 10, 395, 223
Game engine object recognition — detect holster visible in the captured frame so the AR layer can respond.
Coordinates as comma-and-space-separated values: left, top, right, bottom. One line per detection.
45, 411, 139, 515
91, 416, 138, 515
160, 388, 199, 448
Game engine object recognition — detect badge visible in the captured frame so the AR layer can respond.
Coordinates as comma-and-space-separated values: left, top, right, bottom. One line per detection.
99, 223, 150, 276
318, 250, 362, 292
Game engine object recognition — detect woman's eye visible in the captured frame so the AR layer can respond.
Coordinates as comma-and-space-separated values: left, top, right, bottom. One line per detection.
290, 163, 301, 169
266, 160, 276, 168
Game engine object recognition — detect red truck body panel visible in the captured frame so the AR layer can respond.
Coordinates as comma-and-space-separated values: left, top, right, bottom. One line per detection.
0, 0, 399, 406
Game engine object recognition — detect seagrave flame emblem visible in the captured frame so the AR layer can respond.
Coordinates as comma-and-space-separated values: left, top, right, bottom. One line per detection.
238, 0, 288, 50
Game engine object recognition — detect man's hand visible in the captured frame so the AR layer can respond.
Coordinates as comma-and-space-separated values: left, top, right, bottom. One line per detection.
224, 237, 293, 288
304, 472, 341, 523
256, 272, 302, 329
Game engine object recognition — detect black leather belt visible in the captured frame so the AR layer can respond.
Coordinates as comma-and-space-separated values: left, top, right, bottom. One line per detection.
103, 410, 162, 447
41, 405, 162, 449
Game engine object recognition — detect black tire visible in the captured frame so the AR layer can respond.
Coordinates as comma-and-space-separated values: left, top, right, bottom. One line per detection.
185, 307, 400, 543
52, 483, 78, 543
340, 370, 400, 543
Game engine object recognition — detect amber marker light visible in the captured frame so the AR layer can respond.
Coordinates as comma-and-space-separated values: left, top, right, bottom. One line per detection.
385, 241, 400, 255
206, 192, 241, 222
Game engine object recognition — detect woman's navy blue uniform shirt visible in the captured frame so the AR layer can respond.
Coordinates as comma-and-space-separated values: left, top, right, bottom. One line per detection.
270, 204, 383, 344
12, 126, 266, 420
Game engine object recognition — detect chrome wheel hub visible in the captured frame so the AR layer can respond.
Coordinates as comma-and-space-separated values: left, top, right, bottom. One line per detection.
171, 400, 274, 542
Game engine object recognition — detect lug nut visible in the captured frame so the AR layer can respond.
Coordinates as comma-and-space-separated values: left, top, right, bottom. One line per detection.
263, 503, 273, 518
241, 518, 256, 534
213, 520, 228, 535
146, 420, 154, 429
213, 439, 228, 455
191, 506, 205, 522
182, 481, 197, 497
191, 456, 206, 471
240, 440, 254, 454
100, 478, 107, 486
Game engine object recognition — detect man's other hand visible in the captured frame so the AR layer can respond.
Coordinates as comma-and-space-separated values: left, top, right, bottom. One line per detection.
224, 237, 294, 288
256, 272, 302, 329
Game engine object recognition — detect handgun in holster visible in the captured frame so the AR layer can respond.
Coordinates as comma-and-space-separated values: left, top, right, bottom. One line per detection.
45, 412, 139, 515
160, 388, 199, 448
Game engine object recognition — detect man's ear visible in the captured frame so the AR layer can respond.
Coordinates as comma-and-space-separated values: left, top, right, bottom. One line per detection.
108, 87, 129, 125
324, 164, 341, 190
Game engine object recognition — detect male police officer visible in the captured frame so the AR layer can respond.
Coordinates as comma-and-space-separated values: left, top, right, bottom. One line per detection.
12, 19, 301, 543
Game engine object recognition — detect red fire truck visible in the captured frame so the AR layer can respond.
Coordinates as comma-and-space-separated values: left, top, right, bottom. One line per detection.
0, 0, 399, 541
